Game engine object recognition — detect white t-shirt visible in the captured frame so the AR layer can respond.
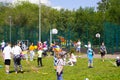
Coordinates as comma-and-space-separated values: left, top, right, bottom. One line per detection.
12, 45, 22, 56
1, 41, 5, 47
88, 44, 91, 49
3, 46, 12, 59
38, 50, 43, 58
70, 54, 77, 62
77, 41, 81, 48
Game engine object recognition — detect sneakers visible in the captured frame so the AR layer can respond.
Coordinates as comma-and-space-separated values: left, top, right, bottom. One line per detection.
20, 69, 24, 73
88, 66, 93, 68
15, 71, 17, 74
6, 71, 9, 74
6, 72, 9, 74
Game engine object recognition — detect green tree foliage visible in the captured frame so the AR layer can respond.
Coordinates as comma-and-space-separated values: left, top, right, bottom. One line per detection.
0, 0, 119, 44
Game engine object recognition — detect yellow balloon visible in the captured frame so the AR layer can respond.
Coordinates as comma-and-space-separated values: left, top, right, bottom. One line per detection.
34, 45, 38, 49
22, 50, 28, 54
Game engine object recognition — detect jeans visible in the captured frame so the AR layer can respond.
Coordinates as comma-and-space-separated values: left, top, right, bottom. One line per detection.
13, 55, 22, 72
30, 51, 35, 61
57, 72, 63, 80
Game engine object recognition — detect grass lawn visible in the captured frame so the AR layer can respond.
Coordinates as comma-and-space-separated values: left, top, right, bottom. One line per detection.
0, 53, 120, 80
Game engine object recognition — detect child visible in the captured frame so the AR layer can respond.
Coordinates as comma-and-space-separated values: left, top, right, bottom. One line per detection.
3, 43, 12, 74
37, 50, 43, 67
56, 54, 64, 80
116, 56, 120, 67
87, 48, 94, 68
67, 52, 77, 66
100, 42, 107, 62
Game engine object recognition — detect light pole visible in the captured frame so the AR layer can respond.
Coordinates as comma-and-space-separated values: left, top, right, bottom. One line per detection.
39, 0, 41, 41
9, 16, 12, 43
50, 28, 58, 44
50, 29, 52, 44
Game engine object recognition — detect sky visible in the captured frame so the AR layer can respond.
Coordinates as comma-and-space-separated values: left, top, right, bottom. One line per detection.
0, 0, 101, 10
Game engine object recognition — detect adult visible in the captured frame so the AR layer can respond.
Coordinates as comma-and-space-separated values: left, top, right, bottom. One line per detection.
21, 42, 27, 51
43, 41, 48, 56
12, 42, 23, 74
2, 43, 12, 74
29, 43, 35, 61
87, 41, 91, 49
76, 40, 81, 53
100, 42, 107, 62
1, 40, 6, 52
37, 41, 43, 50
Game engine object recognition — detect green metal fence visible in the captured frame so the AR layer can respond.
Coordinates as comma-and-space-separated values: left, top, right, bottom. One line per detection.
104, 22, 120, 54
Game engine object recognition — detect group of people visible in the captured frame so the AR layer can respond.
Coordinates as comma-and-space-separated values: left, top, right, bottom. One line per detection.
86, 41, 107, 68
1, 39, 120, 80
2, 42, 23, 74
74, 40, 108, 68
1, 40, 49, 74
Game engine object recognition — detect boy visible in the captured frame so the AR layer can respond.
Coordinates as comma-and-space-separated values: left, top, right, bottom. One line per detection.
87, 48, 94, 68
3, 43, 12, 74
56, 54, 64, 80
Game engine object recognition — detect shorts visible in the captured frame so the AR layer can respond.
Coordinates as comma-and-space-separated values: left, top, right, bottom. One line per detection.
76, 48, 81, 52
101, 51, 105, 57
88, 59, 93, 64
5, 59, 11, 65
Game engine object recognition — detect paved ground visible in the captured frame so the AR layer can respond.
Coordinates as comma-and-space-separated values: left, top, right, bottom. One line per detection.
80, 54, 120, 59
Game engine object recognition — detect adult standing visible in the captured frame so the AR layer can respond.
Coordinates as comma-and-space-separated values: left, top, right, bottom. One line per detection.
1, 40, 6, 52
12, 42, 23, 74
43, 41, 48, 56
37, 41, 43, 51
100, 42, 107, 62
76, 40, 81, 53
87, 41, 91, 49
29, 43, 35, 61
2, 43, 12, 74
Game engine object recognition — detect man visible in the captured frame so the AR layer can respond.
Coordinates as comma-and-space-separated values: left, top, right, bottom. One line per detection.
3, 43, 12, 74
76, 40, 81, 53
12, 42, 23, 74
